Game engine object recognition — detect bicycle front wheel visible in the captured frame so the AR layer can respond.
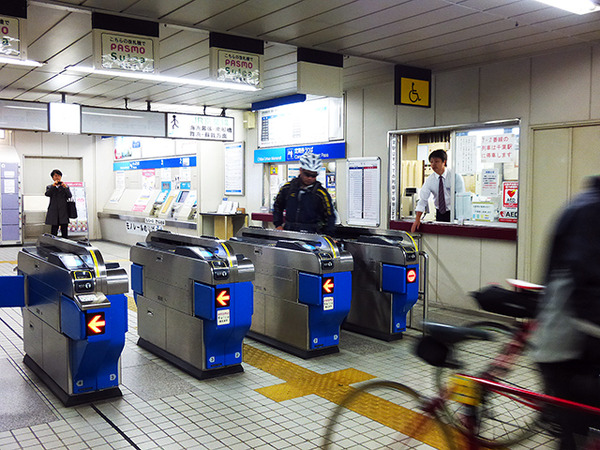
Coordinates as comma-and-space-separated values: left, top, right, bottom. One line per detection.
322, 379, 457, 449
434, 321, 543, 447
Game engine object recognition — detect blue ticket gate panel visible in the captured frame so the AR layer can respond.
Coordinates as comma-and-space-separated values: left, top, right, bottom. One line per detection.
0, 234, 129, 406
130, 230, 254, 379
228, 227, 354, 359
333, 226, 419, 341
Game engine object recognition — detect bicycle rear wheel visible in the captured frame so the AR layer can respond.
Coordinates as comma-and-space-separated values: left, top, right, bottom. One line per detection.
322, 380, 457, 449
434, 321, 543, 447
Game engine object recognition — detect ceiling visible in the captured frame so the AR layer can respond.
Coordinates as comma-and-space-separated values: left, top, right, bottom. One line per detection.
2, 0, 600, 111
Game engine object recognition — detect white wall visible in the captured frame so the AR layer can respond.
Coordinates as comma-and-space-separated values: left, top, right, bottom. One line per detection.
344, 42, 600, 308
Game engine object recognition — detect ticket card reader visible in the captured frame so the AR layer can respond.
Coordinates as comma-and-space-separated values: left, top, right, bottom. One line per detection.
149, 188, 170, 217
228, 227, 354, 358
172, 190, 197, 220
333, 226, 419, 341
130, 230, 255, 379
0, 234, 129, 406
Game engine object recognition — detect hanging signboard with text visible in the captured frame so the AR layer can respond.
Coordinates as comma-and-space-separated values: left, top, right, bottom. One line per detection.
211, 49, 262, 87
0, 15, 23, 58
166, 113, 234, 141
346, 157, 381, 227
209, 32, 264, 88
92, 13, 159, 73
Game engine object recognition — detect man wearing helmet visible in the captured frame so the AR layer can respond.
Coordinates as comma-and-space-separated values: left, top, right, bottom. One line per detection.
273, 152, 336, 235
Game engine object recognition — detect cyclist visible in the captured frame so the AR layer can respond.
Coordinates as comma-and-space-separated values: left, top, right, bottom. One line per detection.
273, 152, 335, 235
532, 175, 600, 449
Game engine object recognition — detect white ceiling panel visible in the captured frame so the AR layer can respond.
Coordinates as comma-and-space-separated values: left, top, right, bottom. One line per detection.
0, 0, 599, 110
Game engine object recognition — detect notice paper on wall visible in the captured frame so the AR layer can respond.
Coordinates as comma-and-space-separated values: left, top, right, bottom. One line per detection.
224, 142, 244, 196
346, 157, 380, 227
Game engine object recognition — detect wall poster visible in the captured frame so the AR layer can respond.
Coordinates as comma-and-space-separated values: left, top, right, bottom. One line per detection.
346, 157, 380, 227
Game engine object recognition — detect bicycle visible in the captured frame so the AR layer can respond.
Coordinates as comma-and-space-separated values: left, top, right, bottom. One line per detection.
433, 281, 545, 447
322, 321, 600, 449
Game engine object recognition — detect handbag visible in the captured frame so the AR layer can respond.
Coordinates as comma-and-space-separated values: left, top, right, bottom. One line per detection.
67, 198, 78, 219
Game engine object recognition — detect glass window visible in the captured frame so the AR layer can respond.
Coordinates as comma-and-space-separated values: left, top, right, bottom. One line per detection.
392, 121, 519, 227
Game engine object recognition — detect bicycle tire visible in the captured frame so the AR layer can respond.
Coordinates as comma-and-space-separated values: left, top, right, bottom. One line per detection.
434, 320, 543, 447
322, 379, 457, 449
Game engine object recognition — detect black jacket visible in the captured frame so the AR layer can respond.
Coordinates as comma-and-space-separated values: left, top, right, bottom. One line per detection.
45, 183, 72, 225
544, 176, 600, 324
273, 177, 335, 235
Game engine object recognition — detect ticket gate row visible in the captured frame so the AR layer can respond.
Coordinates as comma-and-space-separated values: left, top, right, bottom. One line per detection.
0, 226, 421, 405
130, 231, 255, 379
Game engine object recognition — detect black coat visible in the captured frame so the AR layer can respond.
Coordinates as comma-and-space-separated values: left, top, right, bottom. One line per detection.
272, 177, 335, 235
45, 184, 72, 225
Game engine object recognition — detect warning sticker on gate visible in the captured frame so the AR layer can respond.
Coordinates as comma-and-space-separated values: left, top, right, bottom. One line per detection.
217, 309, 230, 325
323, 296, 334, 311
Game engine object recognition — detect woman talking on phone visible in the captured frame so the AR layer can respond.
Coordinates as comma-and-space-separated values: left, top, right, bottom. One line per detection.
45, 169, 72, 238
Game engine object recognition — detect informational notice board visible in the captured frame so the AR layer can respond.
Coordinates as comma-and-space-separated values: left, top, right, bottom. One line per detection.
224, 142, 244, 196
65, 182, 88, 237
346, 157, 380, 227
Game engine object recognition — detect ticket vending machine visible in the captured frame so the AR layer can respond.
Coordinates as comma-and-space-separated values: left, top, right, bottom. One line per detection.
228, 227, 354, 358
333, 226, 419, 341
0, 235, 129, 406
130, 231, 255, 378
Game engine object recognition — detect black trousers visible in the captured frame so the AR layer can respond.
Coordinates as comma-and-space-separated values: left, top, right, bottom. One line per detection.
435, 209, 451, 222
50, 224, 68, 238
539, 348, 600, 449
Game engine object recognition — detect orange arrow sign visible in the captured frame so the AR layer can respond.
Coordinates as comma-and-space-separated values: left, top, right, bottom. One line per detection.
322, 278, 334, 294
87, 314, 106, 334
216, 289, 230, 307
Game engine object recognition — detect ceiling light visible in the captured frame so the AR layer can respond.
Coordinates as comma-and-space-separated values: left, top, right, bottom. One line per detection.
65, 65, 259, 92
535, 0, 600, 14
0, 56, 45, 67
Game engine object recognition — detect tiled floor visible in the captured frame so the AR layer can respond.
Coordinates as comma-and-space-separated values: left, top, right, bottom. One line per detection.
0, 240, 559, 449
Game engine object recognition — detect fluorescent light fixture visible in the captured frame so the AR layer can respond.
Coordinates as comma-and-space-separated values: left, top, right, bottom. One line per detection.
66, 65, 259, 92
5, 105, 47, 111
82, 111, 145, 119
535, 0, 600, 14
0, 56, 44, 67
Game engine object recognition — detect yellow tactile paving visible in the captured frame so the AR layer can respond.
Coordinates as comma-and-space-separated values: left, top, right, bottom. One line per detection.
243, 344, 474, 450
126, 293, 137, 312
0, 260, 17, 264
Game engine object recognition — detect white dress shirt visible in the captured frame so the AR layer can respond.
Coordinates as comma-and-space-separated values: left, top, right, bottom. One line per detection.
415, 169, 465, 213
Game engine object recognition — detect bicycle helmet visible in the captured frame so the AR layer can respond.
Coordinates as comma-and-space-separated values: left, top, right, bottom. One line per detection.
299, 152, 323, 172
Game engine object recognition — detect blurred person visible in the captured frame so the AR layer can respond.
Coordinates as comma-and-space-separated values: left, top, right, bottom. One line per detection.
45, 169, 72, 238
273, 152, 335, 235
532, 175, 600, 449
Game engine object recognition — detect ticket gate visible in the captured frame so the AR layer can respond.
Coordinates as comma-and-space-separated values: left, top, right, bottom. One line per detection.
228, 227, 353, 358
333, 226, 419, 341
130, 231, 254, 379
0, 235, 129, 406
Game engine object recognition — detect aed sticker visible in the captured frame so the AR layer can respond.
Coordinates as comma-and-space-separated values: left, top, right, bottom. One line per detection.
217, 309, 230, 326
323, 296, 334, 311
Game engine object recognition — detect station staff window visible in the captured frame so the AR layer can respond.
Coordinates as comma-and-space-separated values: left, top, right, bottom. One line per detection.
393, 120, 519, 227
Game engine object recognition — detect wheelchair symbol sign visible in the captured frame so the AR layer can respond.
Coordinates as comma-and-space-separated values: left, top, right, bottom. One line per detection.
400, 77, 430, 107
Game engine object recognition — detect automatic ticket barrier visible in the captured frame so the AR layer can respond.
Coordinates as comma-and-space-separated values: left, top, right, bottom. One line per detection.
333, 226, 419, 341
130, 231, 254, 379
0, 234, 129, 406
228, 227, 353, 358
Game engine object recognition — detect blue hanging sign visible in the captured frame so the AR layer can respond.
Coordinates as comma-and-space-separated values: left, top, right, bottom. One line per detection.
113, 156, 197, 171
254, 142, 345, 164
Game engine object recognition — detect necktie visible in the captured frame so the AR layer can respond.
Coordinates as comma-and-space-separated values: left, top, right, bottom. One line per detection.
438, 175, 446, 214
